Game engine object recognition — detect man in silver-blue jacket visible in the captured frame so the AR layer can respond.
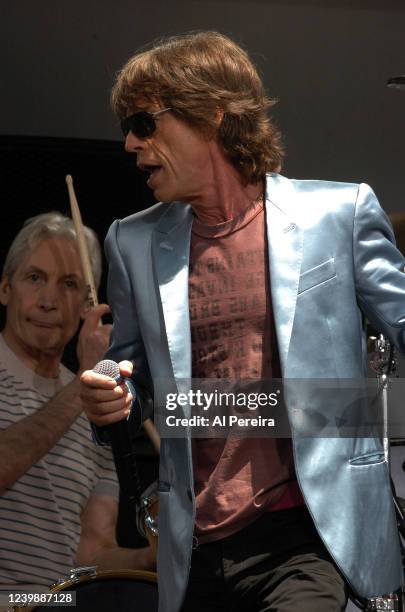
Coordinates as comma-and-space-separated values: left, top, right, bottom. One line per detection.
81, 31, 405, 612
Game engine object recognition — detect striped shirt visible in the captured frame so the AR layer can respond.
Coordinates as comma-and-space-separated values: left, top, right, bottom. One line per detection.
0, 334, 119, 592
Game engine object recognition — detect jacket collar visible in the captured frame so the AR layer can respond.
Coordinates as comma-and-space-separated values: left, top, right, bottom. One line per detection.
151, 174, 303, 380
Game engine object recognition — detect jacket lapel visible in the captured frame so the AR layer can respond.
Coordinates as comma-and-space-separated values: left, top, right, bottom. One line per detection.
265, 174, 303, 373
152, 174, 303, 383
152, 203, 193, 382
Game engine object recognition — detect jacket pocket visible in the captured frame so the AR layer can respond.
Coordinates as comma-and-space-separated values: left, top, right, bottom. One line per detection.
349, 452, 385, 466
298, 258, 336, 294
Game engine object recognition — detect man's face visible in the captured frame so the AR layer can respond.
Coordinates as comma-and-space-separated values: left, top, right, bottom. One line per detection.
125, 104, 218, 204
0, 237, 87, 363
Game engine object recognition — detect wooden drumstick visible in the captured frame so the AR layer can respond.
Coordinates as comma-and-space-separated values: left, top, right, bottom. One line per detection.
65, 175, 98, 309
65, 175, 160, 455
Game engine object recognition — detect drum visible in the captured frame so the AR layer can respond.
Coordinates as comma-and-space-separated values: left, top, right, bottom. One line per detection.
13, 568, 158, 612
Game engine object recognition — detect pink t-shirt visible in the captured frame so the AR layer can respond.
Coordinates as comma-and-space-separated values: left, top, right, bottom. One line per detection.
189, 199, 304, 544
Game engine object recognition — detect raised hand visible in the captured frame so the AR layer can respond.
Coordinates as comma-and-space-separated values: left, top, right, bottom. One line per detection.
76, 304, 112, 373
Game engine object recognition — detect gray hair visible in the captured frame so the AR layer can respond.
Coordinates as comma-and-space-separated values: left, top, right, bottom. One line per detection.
2, 212, 102, 289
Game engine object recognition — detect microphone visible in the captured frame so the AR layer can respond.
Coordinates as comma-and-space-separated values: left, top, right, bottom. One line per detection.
93, 359, 122, 381
93, 359, 142, 506
93, 359, 133, 441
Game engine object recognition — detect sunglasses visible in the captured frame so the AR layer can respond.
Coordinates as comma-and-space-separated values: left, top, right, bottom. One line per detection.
120, 107, 172, 139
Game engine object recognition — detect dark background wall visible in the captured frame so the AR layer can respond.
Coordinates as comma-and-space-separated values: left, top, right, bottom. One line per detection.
0, 0, 404, 383
1, 0, 404, 214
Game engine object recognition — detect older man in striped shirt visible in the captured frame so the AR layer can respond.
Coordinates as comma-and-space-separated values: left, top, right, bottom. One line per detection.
0, 213, 154, 604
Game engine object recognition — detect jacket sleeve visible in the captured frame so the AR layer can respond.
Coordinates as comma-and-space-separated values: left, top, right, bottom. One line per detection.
93, 219, 154, 444
353, 183, 405, 354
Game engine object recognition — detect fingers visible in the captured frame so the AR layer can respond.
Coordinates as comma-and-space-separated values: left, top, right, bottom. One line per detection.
77, 307, 112, 372
84, 394, 133, 426
80, 370, 118, 396
80, 370, 134, 426
82, 303, 111, 330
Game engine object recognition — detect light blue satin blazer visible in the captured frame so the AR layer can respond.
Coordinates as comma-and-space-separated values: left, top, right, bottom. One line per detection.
104, 173, 405, 612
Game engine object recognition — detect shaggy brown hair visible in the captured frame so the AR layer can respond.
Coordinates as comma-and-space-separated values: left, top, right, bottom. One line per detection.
111, 31, 284, 183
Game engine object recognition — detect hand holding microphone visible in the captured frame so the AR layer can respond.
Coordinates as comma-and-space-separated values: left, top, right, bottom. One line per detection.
80, 359, 160, 453
80, 359, 134, 427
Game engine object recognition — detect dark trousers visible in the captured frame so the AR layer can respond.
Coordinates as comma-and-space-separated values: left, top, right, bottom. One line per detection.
181, 506, 348, 612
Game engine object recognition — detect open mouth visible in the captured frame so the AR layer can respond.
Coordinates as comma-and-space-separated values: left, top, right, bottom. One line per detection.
139, 163, 162, 175
147, 167, 163, 188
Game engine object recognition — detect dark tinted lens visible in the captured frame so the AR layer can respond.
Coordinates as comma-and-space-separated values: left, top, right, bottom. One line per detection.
120, 111, 156, 138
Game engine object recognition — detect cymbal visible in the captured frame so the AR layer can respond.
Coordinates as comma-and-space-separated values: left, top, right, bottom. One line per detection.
389, 212, 405, 253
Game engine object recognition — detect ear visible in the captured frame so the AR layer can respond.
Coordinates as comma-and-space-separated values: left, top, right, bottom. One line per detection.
0, 277, 11, 306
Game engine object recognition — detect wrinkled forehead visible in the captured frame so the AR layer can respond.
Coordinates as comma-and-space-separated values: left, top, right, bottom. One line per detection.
18, 237, 84, 280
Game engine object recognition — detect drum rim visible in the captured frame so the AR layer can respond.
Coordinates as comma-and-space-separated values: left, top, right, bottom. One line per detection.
14, 570, 157, 612
54, 569, 157, 590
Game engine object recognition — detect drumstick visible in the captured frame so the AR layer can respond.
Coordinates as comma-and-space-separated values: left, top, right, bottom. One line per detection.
65, 175, 160, 455
65, 175, 98, 309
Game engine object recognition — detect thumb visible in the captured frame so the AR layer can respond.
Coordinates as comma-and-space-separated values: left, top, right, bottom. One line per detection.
119, 360, 133, 378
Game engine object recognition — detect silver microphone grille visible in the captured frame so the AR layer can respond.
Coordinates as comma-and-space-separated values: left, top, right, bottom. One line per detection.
93, 359, 120, 380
